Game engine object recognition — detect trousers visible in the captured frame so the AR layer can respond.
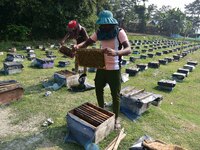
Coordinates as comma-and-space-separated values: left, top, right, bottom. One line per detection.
94, 69, 121, 118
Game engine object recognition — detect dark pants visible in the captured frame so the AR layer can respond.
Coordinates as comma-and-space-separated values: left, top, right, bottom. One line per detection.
94, 69, 121, 118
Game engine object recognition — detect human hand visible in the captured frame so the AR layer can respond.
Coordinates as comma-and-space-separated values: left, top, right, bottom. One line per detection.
104, 47, 117, 56
72, 45, 79, 52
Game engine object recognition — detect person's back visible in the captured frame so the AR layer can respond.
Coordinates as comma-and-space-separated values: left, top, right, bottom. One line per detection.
60, 20, 88, 73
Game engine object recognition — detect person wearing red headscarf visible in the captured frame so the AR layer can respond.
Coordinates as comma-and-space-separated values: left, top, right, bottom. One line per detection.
60, 20, 88, 74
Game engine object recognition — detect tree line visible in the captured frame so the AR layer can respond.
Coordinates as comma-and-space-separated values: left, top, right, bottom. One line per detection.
0, 0, 199, 41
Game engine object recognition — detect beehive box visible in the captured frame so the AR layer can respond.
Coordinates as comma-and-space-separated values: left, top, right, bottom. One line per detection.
157, 79, 176, 91
77, 49, 105, 68
164, 57, 174, 63
136, 64, 148, 71
140, 54, 147, 59
183, 64, 195, 72
66, 102, 115, 144
3, 62, 24, 75
120, 86, 163, 118
147, 53, 154, 58
187, 61, 198, 66
148, 62, 160, 68
58, 61, 70, 67
177, 68, 190, 77
0, 80, 24, 105
35, 58, 54, 68
172, 72, 186, 81
159, 59, 168, 65
5, 53, 24, 62
126, 67, 140, 76
54, 70, 77, 87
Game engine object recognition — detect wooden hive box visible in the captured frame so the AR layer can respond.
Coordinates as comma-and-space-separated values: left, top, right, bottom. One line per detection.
172, 72, 186, 81
66, 102, 115, 144
141, 49, 147, 53
148, 48, 153, 52
58, 61, 70, 67
120, 86, 163, 118
173, 55, 181, 61
177, 68, 190, 77
159, 59, 168, 65
148, 62, 160, 68
157, 79, 176, 91
187, 61, 198, 66
5, 53, 24, 62
183, 64, 195, 72
77, 49, 105, 68
129, 56, 135, 62
147, 53, 154, 58
125, 67, 140, 76
156, 52, 162, 56
3, 62, 24, 75
54, 70, 78, 87
136, 64, 148, 71
140, 54, 147, 59
0, 80, 24, 105
164, 57, 174, 63
35, 58, 54, 69
132, 50, 140, 54
181, 52, 188, 57
163, 50, 169, 54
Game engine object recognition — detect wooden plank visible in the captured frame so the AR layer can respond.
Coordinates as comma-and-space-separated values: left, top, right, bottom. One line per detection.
75, 108, 103, 124
125, 89, 144, 97
74, 109, 101, 127
113, 128, 125, 150
81, 105, 108, 121
95, 115, 115, 144
78, 106, 105, 123
120, 86, 135, 95
104, 128, 126, 150
82, 104, 109, 120
138, 93, 153, 100
67, 113, 96, 129
0, 88, 24, 104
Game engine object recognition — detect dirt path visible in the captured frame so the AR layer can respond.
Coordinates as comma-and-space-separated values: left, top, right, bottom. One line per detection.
0, 107, 50, 150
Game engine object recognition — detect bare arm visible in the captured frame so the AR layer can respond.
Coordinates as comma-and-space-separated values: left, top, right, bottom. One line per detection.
105, 40, 131, 56
74, 38, 95, 49
60, 33, 70, 45
118, 41, 131, 56
81, 27, 89, 41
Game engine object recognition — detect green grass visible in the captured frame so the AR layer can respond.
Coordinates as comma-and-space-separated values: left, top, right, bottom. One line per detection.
0, 35, 200, 150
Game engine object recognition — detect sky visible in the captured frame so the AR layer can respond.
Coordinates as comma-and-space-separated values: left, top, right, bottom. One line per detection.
146, 0, 195, 12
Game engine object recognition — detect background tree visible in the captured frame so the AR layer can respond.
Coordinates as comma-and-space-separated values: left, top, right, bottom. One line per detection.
185, 0, 200, 34
0, 0, 109, 41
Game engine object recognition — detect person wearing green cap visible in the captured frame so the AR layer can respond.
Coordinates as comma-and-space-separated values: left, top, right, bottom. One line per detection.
73, 10, 131, 129
60, 20, 88, 74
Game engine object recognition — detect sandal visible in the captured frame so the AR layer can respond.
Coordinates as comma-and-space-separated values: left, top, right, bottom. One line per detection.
42, 118, 54, 127
114, 118, 122, 130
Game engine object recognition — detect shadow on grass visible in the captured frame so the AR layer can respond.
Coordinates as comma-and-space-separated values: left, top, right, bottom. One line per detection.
0, 125, 84, 150
25, 84, 45, 95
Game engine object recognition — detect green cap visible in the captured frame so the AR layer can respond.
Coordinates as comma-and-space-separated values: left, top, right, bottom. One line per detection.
96, 10, 118, 25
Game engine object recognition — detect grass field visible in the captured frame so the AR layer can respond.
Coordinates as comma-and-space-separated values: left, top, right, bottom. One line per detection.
0, 35, 200, 150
